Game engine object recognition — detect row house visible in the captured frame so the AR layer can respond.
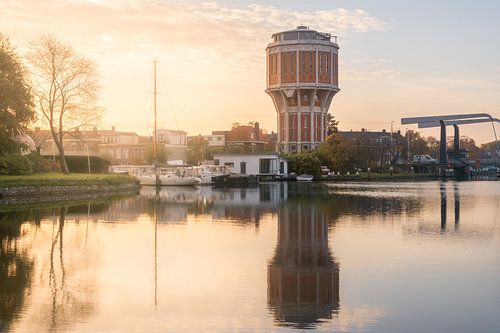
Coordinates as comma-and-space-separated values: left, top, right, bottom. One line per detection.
34, 126, 187, 165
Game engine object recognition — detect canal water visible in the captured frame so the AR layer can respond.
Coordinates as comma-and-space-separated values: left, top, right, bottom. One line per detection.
1, 181, 499, 332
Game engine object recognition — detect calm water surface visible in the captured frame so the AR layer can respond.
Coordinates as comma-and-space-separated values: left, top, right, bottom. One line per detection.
1, 181, 499, 332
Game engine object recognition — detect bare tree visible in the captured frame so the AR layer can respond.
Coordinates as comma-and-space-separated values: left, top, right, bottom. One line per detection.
27, 35, 101, 174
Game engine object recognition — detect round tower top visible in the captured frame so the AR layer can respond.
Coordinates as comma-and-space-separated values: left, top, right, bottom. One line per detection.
269, 26, 337, 45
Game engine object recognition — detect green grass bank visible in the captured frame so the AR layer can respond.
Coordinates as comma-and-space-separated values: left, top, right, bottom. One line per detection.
0, 173, 138, 188
0, 173, 140, 200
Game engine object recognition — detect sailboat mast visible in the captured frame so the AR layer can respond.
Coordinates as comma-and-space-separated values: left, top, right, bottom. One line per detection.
153, 61, 159, 185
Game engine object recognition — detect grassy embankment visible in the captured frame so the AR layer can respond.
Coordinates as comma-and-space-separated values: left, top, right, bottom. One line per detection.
0, 173, 138, 188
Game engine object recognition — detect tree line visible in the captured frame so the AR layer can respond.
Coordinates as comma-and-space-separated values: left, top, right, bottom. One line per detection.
287, 128, 494, 177
0, 33, 101, 175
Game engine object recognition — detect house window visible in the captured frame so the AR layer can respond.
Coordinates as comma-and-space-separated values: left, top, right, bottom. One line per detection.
214, 159, 220, 166
280, 162, 285, 174
224, 162, 234, 168
240, 162, 246, 174
259, 158, 272, 174
217, 137, 222, 141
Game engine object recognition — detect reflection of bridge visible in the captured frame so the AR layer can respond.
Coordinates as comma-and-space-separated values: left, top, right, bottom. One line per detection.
402, 113, 500, 177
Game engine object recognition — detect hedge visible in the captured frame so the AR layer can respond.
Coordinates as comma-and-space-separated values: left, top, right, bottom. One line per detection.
0, 154, 33, 175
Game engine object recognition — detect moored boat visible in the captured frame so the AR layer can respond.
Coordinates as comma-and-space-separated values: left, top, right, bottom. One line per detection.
159, 173, 200, 186
296, 174, 314, 181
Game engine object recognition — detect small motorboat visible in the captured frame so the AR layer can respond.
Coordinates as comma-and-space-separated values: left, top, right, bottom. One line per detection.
296, 174, 314, 181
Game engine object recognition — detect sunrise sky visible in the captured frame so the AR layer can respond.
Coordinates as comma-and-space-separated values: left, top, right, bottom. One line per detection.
2, 0, 500, 143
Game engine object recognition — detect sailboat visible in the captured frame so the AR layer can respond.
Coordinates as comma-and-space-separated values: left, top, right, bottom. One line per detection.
137, 61, 200, 186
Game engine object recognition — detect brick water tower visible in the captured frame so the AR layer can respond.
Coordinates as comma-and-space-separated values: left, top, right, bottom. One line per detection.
266, 26, 339, 153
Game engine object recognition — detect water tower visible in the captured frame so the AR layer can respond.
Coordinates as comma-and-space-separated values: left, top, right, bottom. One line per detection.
266, 26, 339, 153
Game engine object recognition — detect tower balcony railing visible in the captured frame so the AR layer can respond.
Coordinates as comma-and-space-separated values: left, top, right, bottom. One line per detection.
271, 32, 338, 44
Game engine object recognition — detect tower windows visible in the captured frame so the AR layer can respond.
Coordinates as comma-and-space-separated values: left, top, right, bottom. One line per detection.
289, 114, 297, 141
301, 114, 310, 141
319, 53, 323, 74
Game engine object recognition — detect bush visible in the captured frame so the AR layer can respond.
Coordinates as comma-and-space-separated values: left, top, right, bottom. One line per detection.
0, 154, 33, 175
286, 152, 322, 177
64, 155, 110, 173
27, 152, 60, 172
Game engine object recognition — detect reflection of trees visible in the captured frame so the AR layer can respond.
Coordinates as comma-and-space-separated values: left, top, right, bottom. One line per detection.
268, 200, 340, 329
42, 206, 97, 332
0, 199, 111, 332
0, 212, 34, 332
285, 183, 423, 223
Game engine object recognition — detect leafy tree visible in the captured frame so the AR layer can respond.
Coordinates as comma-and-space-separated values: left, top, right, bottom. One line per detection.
27, 35, 101, 174
326, 113, 339, 136
317, 133, 358, 172
146, 144, 168, 164
481, 140, 500, 158
287, 151, 322, 177
187, 135, 208, 165
458, 136, 480, 160
404, 130, 429, 157
426, 136, 440, 159
0, 34, 35, 155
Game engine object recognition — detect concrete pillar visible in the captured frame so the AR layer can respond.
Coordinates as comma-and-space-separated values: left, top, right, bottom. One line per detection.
453, 124, 460, 160
439, 121, 447, 164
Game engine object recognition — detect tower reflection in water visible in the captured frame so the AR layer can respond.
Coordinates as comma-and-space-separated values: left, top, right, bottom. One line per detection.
268, 199, 339, 329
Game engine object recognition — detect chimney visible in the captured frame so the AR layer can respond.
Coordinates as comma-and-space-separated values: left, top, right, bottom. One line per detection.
382, 129, 386, 133
254, 122, 260, 141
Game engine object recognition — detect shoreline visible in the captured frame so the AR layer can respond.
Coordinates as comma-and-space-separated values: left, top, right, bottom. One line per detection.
0, 190, 138, 212
0, 173, 140, 203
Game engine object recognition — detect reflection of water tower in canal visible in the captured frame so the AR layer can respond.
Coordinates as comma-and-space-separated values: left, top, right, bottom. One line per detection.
268, 201, 340, 329
266, 26, 339, 153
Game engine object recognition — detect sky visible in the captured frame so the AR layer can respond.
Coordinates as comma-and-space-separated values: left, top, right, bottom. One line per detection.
2, 0, 500, 143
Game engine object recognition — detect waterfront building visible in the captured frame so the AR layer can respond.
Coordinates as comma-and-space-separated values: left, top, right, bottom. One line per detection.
202, 132, 226, 148
36, 126, 188, 165
193, 123, 276, 158
156, 129, 188, 161
266, 26, 339, 153
98, 127, 149, 164
213, 152, 288, 176
225, 122, 273, 153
